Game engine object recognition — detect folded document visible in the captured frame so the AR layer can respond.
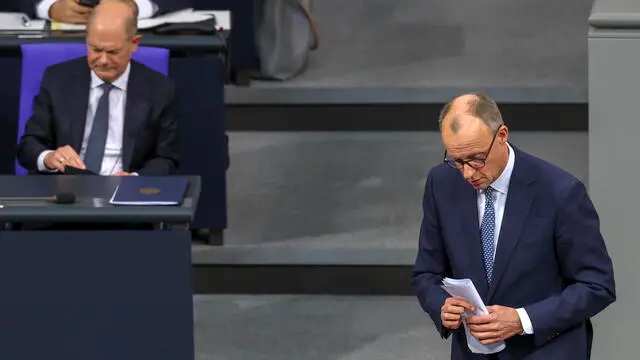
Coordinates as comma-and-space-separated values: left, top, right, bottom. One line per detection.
441, 277, 506, 354
109, 176, 188, 206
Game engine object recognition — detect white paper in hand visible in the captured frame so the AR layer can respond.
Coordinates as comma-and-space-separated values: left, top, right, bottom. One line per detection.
441, 278, 506, 354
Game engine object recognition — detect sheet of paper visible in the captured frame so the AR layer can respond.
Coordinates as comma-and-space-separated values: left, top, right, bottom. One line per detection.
441, 277, 506, 354
0, 12, 47, 31
51, 8, 219, 31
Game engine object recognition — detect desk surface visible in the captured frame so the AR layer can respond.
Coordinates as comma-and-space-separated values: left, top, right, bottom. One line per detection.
0, 32, 226, 52
0, 175, 200, 223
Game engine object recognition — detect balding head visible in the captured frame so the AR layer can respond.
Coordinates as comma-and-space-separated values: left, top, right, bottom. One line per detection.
438, 93, 504, 134
439, 93, 510, 190
85, 0, 141, 83
88, 0, 138, 39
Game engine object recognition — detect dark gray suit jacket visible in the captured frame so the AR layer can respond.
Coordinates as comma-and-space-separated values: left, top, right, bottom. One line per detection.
17, 57, 179, 175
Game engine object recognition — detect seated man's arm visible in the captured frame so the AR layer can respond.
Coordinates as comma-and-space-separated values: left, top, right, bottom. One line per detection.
35, 0, 158, 21
135, 81, 179, 176
17, 68, 57, 173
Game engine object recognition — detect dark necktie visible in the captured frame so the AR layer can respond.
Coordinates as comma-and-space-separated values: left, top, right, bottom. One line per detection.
480, 186, 496, 283
84, 83, 113, 173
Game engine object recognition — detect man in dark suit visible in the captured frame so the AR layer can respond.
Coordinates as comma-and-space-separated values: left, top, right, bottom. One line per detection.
17, 0, 178, 176
9, 0, 191, 24
412, 93, 615, 359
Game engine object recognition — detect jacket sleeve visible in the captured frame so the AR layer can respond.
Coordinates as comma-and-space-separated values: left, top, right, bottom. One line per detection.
412, 170, 453, 339
525, 180, 616, 346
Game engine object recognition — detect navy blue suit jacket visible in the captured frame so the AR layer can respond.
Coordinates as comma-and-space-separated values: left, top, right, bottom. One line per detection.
412, 146, 615, 360
17, 57, 179, 175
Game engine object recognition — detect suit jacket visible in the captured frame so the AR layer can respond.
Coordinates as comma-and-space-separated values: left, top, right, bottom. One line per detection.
7, 0, 192, 18
412, 146, 615, 360
17, 57, 179, 175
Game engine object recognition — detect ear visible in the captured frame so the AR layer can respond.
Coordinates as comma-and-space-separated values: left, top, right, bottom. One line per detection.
131, 34, 142, 51
498, 125, 509, 143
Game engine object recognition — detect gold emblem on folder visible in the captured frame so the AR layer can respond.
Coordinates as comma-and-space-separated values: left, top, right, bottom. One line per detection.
139, 187, 160, 195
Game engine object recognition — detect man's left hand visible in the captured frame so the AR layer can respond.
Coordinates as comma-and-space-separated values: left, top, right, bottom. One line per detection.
114, 171, 134, 176
466, 305, 524, 344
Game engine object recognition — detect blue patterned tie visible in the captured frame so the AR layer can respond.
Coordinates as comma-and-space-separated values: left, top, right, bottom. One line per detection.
84, 83, 113, 173
480, 186, 496, 283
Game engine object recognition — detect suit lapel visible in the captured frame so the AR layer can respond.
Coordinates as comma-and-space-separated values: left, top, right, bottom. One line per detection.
457, 182, 490, 299
487, 156, 535, 300
122, 63, 149, 171
68, 67, 91, 152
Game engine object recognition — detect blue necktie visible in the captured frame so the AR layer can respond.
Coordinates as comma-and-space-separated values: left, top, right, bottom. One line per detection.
84, 83, 113, 173
480, 186, 496, 283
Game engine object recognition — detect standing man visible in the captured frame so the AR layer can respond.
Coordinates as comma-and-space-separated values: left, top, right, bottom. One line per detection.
412, 93, 615, 359
8, 0, 191, 24
17, 0, 179, 176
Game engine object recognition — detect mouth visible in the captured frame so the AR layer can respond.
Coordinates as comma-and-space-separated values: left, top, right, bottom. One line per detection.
470, 179, 482, 186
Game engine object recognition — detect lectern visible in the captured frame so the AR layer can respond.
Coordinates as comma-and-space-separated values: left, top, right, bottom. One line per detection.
0, 175, 199, 360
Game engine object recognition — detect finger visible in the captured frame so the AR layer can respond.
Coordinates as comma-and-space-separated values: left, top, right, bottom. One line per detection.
468, 322, 498, 332
471, 330, 501, 341
69, 2, 93, 13
486, 305, 500, 313
59, 149, 82, 168
446, 305, 468, 315
61, 147, 86, 168
443, 320, 461, 330
442, 313, 461, 322
466, 314, 496, 325
446, 298, 476, 312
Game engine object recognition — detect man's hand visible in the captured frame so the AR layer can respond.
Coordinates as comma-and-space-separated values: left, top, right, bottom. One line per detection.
113, 171, 134, 176
466, 305, 524, 344
49, 0, 93, 24
44, 145, 85, 172
441, 297, 475, 330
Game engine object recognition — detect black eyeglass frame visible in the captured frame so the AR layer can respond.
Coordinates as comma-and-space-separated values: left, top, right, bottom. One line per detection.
443, 126, 502, 170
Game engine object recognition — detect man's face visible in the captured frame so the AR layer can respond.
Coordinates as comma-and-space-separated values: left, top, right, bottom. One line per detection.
442, 116, 509, 190
86, 28, 140, 82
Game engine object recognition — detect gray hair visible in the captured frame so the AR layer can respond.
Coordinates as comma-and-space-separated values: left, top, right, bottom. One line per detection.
438, 93, 504, 133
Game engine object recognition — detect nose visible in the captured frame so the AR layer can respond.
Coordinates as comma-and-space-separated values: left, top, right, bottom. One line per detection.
462, 163, 476, 180
97, 53, 109, 65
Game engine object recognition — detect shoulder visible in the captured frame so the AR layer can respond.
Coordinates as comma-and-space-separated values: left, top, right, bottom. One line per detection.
42, 57, 87, 82
130, 60, 174, 90
516, 148, 585, 200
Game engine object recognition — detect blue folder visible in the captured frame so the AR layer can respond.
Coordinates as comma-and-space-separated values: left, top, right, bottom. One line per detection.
109, 177, 189, 206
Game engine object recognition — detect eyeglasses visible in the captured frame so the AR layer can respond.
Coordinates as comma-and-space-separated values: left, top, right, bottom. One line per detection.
443, 126, 501, 170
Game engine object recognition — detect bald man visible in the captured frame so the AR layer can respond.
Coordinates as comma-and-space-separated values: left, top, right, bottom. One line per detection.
18, 1, 179, 176
412, 93, 615, 360
7, 0, 191, 24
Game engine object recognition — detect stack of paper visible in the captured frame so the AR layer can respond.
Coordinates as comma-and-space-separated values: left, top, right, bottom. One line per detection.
441, 277, 506, 354
0, 12, 47, 31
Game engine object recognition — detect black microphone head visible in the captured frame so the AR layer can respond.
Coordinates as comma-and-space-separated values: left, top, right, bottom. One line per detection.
54, 192, 76, 204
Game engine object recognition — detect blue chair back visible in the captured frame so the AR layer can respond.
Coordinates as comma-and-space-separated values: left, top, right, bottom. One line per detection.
17, 43, 169, 175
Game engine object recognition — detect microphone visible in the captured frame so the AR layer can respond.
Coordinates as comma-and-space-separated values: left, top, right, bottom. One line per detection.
0, 192, 76, 205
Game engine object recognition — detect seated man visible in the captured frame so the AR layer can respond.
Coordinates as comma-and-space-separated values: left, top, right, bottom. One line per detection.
8, 0, 192, 23
17, 0, 179, 176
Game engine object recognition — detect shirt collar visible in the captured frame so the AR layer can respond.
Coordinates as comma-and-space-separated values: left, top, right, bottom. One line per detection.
488, 143, 515, 195
90, 62, 131, 90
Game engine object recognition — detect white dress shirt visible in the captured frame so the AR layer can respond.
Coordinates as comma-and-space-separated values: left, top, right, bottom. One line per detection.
38, 63, 131, 175
477, 143, 534, 335
36, 0, 158, 20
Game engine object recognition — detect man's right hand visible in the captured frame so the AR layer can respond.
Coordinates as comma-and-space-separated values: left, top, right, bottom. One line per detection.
441, 297, 476, 330
44, 145, 86, 172
49, 0, 93, 24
